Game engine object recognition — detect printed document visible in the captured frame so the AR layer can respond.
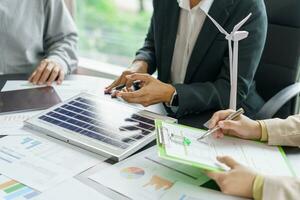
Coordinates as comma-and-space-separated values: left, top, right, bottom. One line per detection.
89, 146, 210, 200
157, 121, 294, 177
0, 135, 104, 191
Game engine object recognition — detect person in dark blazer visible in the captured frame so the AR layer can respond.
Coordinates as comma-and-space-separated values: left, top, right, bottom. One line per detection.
105, 0, 268, 118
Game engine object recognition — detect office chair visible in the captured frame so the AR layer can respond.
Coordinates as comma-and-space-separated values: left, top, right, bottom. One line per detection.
254, 0, 300, 120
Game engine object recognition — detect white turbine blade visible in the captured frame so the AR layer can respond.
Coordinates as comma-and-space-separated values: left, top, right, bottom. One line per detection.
232, 13, 252, 32
206, 13, 229, 36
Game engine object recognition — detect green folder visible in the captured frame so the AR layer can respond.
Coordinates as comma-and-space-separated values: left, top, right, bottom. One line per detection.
155, 119, 296, 176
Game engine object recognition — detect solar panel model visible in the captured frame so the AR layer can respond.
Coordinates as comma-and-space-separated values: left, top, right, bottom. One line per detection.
25, 93, 177, 161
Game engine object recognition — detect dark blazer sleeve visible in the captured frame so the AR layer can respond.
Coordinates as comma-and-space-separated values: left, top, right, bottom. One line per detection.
174, 1, 268, 117
135, 14, 157, 75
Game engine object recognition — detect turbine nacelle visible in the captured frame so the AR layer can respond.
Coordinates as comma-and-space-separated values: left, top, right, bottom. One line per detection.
226, 31, 249, 41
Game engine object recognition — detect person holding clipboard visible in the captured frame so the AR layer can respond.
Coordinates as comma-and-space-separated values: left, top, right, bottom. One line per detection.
206, 110, 300, 200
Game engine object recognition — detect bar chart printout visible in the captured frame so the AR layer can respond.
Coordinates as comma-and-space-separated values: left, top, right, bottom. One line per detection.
0, 174, 40, 200
0, 135, 102, 192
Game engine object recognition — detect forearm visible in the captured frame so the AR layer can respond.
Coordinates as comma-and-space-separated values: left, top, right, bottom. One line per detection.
172, 73, 252, 117
173, 82, 221, 117
135, 16, 157, 75
253, 175, 300, 200
259, 115, 300, 147
46, 33, 78, 74
44, 0, 78, 74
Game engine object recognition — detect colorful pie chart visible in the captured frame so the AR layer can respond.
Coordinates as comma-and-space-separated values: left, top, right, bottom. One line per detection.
120, 167, 145, 179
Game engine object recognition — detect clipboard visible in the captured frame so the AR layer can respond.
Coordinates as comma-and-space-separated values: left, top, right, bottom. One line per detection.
156, 119, 296, 176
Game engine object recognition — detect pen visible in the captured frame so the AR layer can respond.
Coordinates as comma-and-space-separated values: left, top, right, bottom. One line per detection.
114, 84, 126, 91
112, 81, 142, 92
197, 108, 245, 141
104, 84, 126, 95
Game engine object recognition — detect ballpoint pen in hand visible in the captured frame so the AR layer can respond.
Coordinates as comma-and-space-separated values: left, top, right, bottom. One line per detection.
197, 108, 245, 141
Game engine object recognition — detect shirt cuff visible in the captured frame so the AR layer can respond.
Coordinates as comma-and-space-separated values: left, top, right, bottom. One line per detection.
253, 175, 265, 200
258, 120, 268, 142
164, 90, 179, 113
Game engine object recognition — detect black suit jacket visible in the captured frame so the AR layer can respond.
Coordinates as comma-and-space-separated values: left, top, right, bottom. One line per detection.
135, 0, 268, 118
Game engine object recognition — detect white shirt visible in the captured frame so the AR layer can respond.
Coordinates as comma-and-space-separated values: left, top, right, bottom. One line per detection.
171, 0, 214, 84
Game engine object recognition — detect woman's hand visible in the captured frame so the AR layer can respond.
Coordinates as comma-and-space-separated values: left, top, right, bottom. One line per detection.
29, 59, 65, 85
206, 156, 257, 198
209, 110, 262, 140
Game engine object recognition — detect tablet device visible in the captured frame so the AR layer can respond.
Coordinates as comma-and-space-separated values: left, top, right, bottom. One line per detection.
0, 86, 61, 114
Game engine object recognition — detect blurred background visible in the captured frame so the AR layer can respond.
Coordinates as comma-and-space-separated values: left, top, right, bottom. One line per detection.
76, 0, 153, 68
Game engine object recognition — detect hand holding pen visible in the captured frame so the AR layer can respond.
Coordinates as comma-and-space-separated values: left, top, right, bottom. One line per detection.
202, 109, 262, 140
198, 108, 245, 141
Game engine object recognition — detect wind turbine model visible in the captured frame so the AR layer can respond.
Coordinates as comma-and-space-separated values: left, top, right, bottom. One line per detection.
205, 12, 252, 110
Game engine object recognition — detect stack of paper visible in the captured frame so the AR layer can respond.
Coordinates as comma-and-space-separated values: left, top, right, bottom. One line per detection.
0, 134, 105, 191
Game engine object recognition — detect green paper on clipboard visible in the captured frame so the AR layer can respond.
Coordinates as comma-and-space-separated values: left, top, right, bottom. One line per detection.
156, 120, 296, 177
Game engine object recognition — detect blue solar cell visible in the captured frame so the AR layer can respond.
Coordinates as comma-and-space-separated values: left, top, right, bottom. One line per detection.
66, 105, 84, 113
81, 110, 96, 118
141, 130, 151, 136
39, 115, 47, 120
132, 134, 144, 140
131, 114, 155, 125
58, 122, 82, 132
77, 98, 96, 106
40, 116, 62, 126
73, 114, 93, 123
61, 104, 69, 109
72, 102, 90, 110
55, 108, 77, 117
66, 118, 88, 128
79, 130, 128, 149
47, 112, 70, 122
